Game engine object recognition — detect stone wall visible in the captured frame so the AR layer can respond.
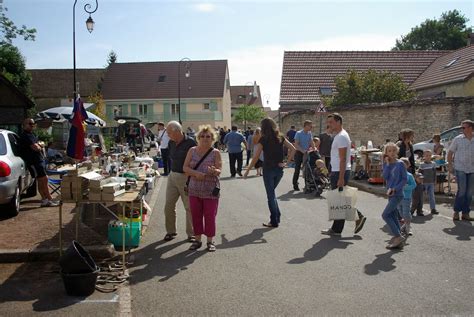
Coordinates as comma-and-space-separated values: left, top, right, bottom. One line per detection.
281, 97, 474, 147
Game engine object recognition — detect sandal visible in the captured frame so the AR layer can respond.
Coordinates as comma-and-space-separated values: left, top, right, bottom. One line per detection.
164, 233, 177, 241
207, 242, 216, 252
262, 222, 278, 228
189, 241, 202, 250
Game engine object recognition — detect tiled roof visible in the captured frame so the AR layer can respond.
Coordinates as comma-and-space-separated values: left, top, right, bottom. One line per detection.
279, 50, 448, 104
102, 60, 228, 100
410, 45, 474, 91
230, 85, 263, 108
29, 68, 104, 98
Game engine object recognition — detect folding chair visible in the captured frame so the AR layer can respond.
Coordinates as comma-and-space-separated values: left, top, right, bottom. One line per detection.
48, 178, 62, 196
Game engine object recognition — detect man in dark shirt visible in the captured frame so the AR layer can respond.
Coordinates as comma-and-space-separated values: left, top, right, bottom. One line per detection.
319, 125, 333, 173
19, 118, 58, 207
286, 125, 297, 144
163, 121, 197, 242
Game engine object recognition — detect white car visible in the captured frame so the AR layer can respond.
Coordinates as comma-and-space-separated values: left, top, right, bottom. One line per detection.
0, 129, 36, 216
413, 126, 462, 157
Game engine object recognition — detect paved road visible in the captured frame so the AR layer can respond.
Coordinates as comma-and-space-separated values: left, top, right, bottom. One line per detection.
130, 155, 474, 316
0, 154, 473, 316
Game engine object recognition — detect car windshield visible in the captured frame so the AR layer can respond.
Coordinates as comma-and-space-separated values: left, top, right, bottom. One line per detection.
0, 134, 6, 155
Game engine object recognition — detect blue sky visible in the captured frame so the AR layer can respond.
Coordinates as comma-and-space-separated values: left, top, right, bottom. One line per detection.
5, 0, 473, 109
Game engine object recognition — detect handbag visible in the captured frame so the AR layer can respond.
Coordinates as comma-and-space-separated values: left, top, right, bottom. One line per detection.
326, 186, 358, 221
184, 147, 214, 194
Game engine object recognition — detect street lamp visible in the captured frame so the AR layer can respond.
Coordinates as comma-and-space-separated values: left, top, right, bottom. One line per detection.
73, 0, 98, 100
178, 57, 192, 124
263, 94, 271, 106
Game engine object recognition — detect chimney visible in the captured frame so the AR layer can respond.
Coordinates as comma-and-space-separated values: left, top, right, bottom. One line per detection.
468, 33, 474, 46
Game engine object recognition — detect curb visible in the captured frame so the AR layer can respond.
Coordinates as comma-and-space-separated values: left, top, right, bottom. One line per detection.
0, 244, 115, 263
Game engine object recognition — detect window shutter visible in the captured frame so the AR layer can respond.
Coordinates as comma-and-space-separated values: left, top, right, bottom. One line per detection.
163, 103, 170, 122
122, 104, 129, 116
106, 104, 114, 119
209, 101, 218, 111
130, 104, 138, 116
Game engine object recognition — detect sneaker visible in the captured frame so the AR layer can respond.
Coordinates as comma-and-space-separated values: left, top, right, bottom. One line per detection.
453, 212, 460, 221
431, 209, 439, 215
386, 236, 406, 249
321, 228, 341, 236
41, 200, 59, 207
416, 211, 425, 217
237, 172, 243, 176
461, 215, 474, 221
293, 185, 300, 191
355, 216, 367, 234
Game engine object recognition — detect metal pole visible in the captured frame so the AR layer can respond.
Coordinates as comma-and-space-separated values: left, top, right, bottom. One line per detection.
73, 0, 77, 101
178, 63, 181, 124
319, 113, 323, 135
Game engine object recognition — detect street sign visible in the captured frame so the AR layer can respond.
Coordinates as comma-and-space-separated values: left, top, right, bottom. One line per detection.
317, 104, 326, 113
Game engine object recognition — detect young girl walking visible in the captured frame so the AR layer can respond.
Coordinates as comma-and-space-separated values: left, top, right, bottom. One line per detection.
382, 143, 408, 249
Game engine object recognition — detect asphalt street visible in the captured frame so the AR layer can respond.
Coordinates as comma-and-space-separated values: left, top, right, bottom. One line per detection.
130, 155, 474, 316
0, 153, 473, 316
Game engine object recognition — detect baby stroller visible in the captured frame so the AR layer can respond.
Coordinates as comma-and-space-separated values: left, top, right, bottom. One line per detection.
303, 151, 329, 196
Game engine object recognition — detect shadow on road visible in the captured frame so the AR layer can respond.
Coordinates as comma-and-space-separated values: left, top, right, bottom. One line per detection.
278, 190, 322, 201
130, 239, 205, 283
442, 221, 473, 241
287, 236, 361, 264
364, 251, 399, 275
411, 213, 433, 224
218, 228, 272, 249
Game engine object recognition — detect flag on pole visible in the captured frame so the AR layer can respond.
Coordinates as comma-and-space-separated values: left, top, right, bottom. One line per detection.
67, 96, 89, 160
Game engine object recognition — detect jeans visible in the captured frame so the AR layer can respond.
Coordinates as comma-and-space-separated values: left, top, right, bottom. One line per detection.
229, 151, 243, 176
263, 167, 284, 226
382, 194, 403, 237
292, 151, 304, 186
454, 170, 474, 214
161, 148, 170, 175
330, 170, 363, 233
398, 198, 412, 222
423, 183, 436, 210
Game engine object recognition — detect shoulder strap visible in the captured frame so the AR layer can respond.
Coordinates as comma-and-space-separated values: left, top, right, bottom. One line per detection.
186, 148, 214, 186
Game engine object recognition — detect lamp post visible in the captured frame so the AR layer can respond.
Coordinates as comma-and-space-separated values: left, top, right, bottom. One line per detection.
73, 0, 98, 100
178, 57, 192, 124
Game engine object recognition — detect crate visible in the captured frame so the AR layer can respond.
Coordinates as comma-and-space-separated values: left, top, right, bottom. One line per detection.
108, 219, 141, 248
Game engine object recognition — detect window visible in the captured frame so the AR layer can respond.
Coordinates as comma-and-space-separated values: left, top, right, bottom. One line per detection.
158, 75, 166, 82
319, 87, 333, 96
445, 57, 459, 68
203, 103, 210, 110
238, 94, 247, 99
7, 133, 20, 157
139, 104, 148, 116
113, 105, 122, 116
171, 103, 180, 115
0, 134, 6, 155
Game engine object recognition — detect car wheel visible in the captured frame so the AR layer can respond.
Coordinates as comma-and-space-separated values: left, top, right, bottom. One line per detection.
6, 182, 20, 216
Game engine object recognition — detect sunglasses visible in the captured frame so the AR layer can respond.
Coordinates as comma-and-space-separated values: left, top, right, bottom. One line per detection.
199, 135, 212, 139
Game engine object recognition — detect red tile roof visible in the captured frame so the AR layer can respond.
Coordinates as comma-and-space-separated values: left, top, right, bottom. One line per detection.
102, 60, 228, 100
29, 68, 104, 98
230, 85, 263, 108
410, 45, 474, 91
279, 51, 448, 104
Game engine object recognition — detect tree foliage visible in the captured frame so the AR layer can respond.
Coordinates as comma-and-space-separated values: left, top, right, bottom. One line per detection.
106, 50, 117, 67
393, 10, 471, 50
234, 104, 266, 127
0, 44, 31, 96
88, 92, 105, 119
0, 6, 36, 45
332, 69, 415, 106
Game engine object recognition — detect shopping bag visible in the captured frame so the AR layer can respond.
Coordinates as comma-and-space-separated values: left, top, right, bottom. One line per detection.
326, 186, 358, 221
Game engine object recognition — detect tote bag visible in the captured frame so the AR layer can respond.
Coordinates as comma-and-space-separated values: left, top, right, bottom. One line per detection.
326, 186, 358, 221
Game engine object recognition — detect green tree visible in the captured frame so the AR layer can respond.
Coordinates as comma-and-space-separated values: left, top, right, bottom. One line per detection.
0, 6, 36, 45
393, 10, 471, 50
106, 50, 117, 67
234, 104, 266, 129
88, 92, 105, 119
0, 44, 31, 96
332, 69, 415, 106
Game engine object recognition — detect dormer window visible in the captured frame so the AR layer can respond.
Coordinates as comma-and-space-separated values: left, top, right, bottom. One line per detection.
319, 87, 333, 96
158, 75, 166, 82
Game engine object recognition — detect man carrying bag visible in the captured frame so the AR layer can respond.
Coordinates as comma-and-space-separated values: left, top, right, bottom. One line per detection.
321, 113, 367, 236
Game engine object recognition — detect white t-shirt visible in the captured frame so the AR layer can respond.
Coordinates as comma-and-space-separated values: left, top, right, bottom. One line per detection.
158, 129, 170, 149
330, 129, 351, 172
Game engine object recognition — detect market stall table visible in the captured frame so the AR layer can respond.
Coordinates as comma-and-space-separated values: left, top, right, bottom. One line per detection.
59, 181, 146, 276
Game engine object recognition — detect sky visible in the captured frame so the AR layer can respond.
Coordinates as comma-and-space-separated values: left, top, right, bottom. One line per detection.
4, 0, 474, 110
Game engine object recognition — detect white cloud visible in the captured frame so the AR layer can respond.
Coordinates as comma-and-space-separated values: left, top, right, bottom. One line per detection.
219, 34, 397, 110
193, 3, 216, 12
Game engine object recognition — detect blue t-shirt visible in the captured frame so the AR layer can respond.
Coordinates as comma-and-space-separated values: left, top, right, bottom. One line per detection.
224, 131, 245, 153
294, 130, 312, 152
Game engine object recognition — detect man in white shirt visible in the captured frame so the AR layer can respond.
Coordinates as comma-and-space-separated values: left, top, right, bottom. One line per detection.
321, 113, 366, 236
447, 119, 474, 221
157, 122, 171, 176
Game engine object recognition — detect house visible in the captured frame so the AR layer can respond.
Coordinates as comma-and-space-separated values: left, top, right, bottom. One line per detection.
410, 44, 474, 98
101, 60, 232, 130
230, 84, 263, 129
28, 68, 104, 112
279, 50, 447, 112
0, 74, 35, 133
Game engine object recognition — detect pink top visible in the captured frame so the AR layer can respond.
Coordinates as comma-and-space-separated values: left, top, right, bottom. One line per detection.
188, 147, 220, 199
